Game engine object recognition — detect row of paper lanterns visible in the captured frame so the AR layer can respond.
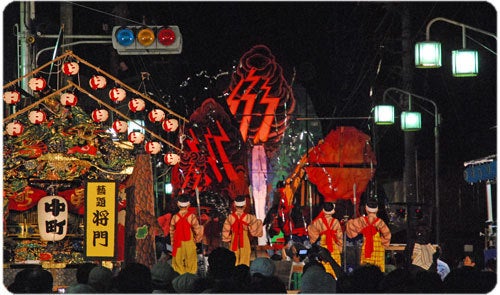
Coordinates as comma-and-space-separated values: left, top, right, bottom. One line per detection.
3, 61, 182, 165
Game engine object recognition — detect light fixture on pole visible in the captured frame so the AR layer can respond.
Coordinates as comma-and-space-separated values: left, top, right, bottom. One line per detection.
373, 105, 395, 125
374, 87, 441, 244
414, 17, 496, 77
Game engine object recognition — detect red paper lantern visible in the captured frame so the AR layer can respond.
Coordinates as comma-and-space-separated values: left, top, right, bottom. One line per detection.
5, 121, 24, 136
145, 141, 162, 154
164, 153, 180, 165
89, 75, 107, 90
28, 110, 47, 124
28, 77, 47, 91
148, 109, 165, 122
60, 92, 78, 106
128, 98, 146, 112
3, 90, 21, 104
112, 120, 128, 133
109, 87, 127, 102
91, 109, 109, 123
128, 131, 145, 144
162, 118, 179, 132
62, 62, 80, 75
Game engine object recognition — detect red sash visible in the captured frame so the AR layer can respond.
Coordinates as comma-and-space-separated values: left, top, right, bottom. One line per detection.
360, 216, 379, 258
172, 212, 193, 257
320, 213, 338, 252
231, 212, 249, 251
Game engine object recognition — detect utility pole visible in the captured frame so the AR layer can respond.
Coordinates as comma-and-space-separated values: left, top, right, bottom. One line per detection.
59, 2, 73, 88
401, 5, 416, 205
18, 1, 35, 102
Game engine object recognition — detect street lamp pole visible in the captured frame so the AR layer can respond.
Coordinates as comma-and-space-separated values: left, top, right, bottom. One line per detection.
383, 87, 440, 245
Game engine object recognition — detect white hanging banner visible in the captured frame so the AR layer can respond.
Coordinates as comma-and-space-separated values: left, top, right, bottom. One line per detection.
37, 195, 68, 241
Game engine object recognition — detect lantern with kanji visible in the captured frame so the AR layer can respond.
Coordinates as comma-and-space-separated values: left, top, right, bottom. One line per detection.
89, 75, 107, 90
145, 141, 162, 154
37, 195, 68, 241
28, 77, 47, 91
28, 110, 47, 124
128, 98, 146, 112
109, 87, 127, 102
3, 90, 21, 104
128, 132, 145, 144
164, 153, 180, 165
5, 121, 24, 136
162, 118, 179, 132
112, 120, 128, 133
148, 109, 165, 122
91, 109, 109, 123
60, 92, 78, 106
62, 62, 80, 76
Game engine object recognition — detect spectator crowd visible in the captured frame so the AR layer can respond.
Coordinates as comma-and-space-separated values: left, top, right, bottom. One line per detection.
6, 246, 496, 293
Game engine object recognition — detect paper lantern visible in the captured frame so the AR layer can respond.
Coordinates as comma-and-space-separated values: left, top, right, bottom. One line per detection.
89, 75, 107, 90
109, 87, 127, 102
28, 77, 47, 91
91, 109, 109, 123
162, 118, 179, 132
128, 98, 146, 112
164, 153, 180, 165
148, 109, 166, 122
37, 196, 68, 241
3, 90, 21, 104
60, 92, 78, 106
112, 120, 128, 133
62, 62, 80, 75
128, 131, 145, 144
145, 141, 162, 154
5, 121, 24, 136
28, 110, 47, 124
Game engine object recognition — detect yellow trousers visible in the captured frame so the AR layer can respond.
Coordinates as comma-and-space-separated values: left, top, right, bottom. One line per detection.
319, 235, 342, 279
172, 239, 198, 274
360, 232, 385, 272
231, 232, 252, 266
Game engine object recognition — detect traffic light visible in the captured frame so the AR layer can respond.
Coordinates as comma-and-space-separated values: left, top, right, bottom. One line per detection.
112, 26, 182, 55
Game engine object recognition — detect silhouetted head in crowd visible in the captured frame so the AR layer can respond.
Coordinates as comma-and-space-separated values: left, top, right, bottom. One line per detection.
250, 274, 287, 293
8, 267, 54, 293
301, 264, 336, 293
88, 265, 113, 292
410, 270, 443, 293
150, 260, 179, 292
76, 262, 98, 284
115, 262, 153, 293
207, 247, 236, 279
65, 283, 96, 293
341, 264, 384, 293
232, 264, 252, 288
172, 273, 198, 293
378, 267, 412, 292
443, 265, 496, 293
250, 257, 275, 277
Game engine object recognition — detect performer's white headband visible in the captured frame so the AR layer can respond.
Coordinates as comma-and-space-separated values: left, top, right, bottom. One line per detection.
177, 201, 190, 207
365, 205, 378, 213
235, 200, 246, 207
323, 208, 335, 214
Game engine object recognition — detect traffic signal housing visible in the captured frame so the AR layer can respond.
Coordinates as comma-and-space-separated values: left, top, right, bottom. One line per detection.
112, 26, 182, 55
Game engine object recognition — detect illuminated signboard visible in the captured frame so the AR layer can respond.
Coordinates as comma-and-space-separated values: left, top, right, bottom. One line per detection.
85, 181, 117, 259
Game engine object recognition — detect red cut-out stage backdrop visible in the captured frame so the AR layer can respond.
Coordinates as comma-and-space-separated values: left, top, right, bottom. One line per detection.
305, 126, 377, 203
226, 44, 295, 157
171, 98, 249, 198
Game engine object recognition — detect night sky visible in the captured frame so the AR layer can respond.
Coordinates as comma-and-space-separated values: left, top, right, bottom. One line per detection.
2, 2, 497, 263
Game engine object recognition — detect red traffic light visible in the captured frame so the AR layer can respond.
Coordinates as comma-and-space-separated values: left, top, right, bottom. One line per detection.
158, 27, 176, 46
